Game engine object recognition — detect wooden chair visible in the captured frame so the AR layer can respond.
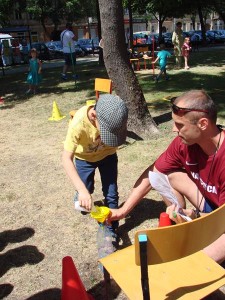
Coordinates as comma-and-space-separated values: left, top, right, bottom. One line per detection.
130, 58, 140, 71
137, 46, 152, 70
142, 55, 152, 70
69, 79, 112, 119
100, 204, 225, 300
95, 78, 112, 99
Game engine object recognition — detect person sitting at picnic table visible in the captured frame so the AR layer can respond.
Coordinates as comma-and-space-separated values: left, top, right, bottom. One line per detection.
108, 89, 225, 264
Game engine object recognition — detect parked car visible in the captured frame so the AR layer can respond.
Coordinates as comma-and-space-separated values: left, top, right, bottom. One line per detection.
92, 37, 100, 53
133, 32, 148, 45
74, 41, 87, 56
45, 41, 63, 59
206, 30, 225, 43
207, 30, 225, 43
30, 42, 51, 61
187, 31, 210, 45
162, 32, 173, 47
217, 29, 225, 36
77, 38, 100, 54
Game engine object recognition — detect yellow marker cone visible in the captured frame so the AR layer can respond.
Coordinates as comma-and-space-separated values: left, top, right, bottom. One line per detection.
48, 101, 66, 121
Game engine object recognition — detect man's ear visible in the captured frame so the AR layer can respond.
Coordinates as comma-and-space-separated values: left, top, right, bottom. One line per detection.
198, 117, 208, 131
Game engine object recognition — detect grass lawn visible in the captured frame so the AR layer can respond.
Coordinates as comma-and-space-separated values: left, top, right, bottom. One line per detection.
1, 46, 225, 123
1, 47, 225, 300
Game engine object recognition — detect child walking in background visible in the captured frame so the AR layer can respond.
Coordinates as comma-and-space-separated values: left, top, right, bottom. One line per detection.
182, 37, 191, 70
26, 48, 42, 94
152, 44, 172, 82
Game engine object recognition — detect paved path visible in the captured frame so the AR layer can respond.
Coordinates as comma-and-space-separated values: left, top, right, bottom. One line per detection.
1, 55, 99, 75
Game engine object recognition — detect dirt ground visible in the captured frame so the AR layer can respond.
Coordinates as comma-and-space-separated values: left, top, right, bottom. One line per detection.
1, 63, 225, 299
0, 88, 167, 300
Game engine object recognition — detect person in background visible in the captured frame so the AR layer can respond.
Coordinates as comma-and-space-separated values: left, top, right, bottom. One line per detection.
62, 94, 128, 249
21, 39, 29, 64
172, 22, 184, 69
182, 37, 192, 70
26, 48, 42, 95
152, 43, 172, 82
60, 22, 76, 80
108, 89, 225, 265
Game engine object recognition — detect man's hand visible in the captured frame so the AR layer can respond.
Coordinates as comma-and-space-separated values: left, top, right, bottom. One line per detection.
107, 208, 125, 223
166, 204, 196, 223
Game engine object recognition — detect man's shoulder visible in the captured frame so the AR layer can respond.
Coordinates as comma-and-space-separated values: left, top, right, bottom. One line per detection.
65, 30, 73, 36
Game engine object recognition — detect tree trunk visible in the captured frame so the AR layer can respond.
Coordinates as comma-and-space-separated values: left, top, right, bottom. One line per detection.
98, 0, 158, 138
128, 0, 133, 51
197, 2, 206, 43
41, 16, 50, 39
96, 0, 104, 66
191, 15, 196, 31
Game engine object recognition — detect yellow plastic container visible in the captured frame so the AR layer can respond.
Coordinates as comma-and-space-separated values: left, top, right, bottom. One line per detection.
90, 206, 110, 223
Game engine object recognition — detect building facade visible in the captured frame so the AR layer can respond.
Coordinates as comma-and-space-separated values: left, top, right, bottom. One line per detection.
1, 5, 224, 43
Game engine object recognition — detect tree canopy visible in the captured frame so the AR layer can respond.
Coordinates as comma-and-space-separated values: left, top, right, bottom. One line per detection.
0, 0, 14, 26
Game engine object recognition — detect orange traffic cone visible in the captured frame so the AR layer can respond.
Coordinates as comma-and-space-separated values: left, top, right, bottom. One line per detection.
48, 101, 66, 121
61, 256, 94, 300
158, 212, 172, 227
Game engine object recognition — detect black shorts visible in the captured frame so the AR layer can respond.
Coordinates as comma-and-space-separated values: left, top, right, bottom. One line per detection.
64, 52, 76, 66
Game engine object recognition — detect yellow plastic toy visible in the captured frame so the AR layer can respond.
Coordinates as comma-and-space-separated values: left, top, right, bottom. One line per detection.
90, 206, 110, 223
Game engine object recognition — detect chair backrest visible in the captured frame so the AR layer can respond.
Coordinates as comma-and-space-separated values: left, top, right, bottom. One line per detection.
95, 78, 112, 99
135, 203, 225, 265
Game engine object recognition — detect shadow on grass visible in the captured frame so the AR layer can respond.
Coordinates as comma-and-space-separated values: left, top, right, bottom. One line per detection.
0, 284, 14, 299
1, 49, 225, 122
0, 227, 43, 298
26, 288, 61, 300
139, 67, 225, 121
0, 62, 106, 104
0, 245, 44, 277
118, 198, 166, 248
154, 112, 172, 125
88, 279, 122, 300
0, 227, 35, 251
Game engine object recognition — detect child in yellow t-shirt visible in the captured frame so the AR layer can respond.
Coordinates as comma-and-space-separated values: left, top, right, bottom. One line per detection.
62, 94, 128, 246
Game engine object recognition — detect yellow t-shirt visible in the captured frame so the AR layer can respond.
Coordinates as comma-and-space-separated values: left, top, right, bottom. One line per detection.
64, 106, 117, 162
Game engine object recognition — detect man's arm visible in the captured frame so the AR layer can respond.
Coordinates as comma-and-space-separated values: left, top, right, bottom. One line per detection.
172, 31, 177, 46
109, 164, 155, 221
203, 233, 225, 264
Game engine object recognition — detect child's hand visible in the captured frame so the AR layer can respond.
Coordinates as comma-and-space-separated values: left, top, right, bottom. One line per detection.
78, 190, 93, 211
